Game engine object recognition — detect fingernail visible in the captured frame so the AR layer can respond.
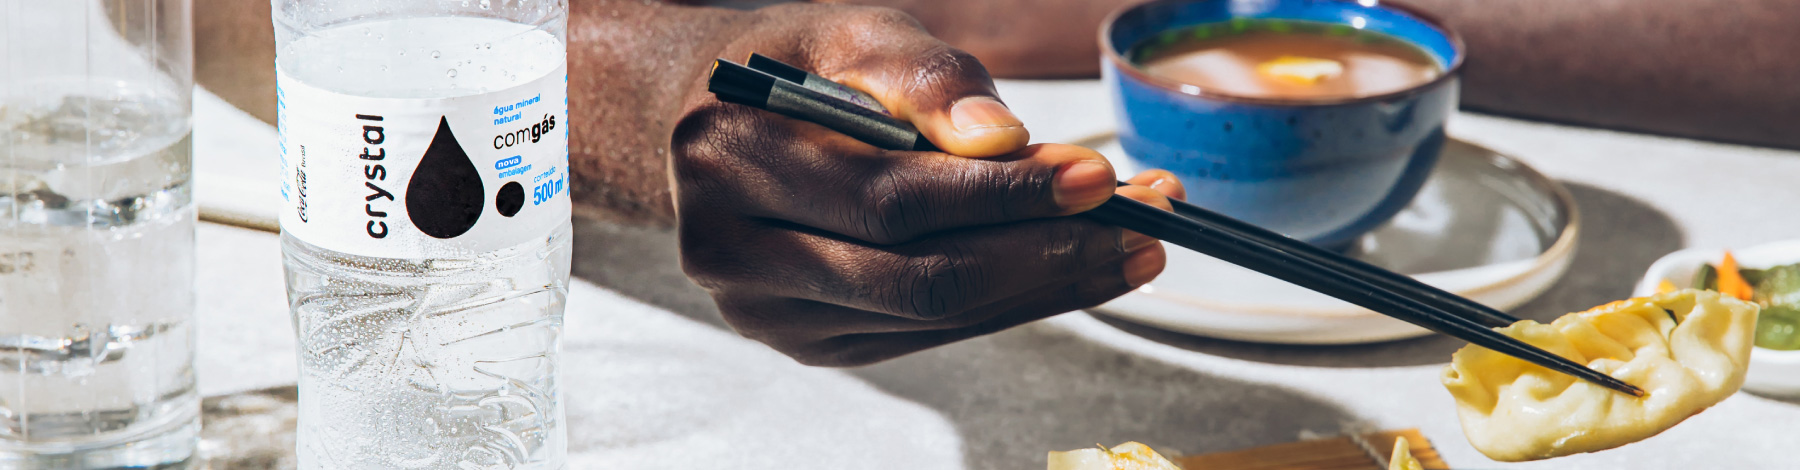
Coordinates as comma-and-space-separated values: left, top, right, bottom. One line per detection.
1053, 161, 1114, 210
1123, 246, 1165, 287
950, 97, 1023, 132
1122, 230, 1157, 251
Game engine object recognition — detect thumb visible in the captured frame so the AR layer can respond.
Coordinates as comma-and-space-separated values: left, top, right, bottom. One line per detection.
828, 45, 1030, 158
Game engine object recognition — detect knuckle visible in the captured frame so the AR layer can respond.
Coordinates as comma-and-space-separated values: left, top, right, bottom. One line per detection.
898, 44, 989, 97
857, 170, 925, 244
892, 248, 982, 320
990, 163, 1052, 220
716, 302, 802, 352
794, 6, 926, 69
669, 104, 751, 177
835, 6, 924, 36
1043, 220, 1117, 270
676, 227, 734, 291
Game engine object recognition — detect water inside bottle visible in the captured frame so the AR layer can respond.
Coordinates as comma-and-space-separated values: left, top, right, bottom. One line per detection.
277, 15, 569, 469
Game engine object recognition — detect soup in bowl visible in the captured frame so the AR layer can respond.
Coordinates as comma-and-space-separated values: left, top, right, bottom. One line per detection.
1102, 0, 1464, 249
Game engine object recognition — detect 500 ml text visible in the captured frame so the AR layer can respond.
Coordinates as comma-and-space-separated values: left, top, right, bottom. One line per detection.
493, 114, 556, 149
357, 114, 394, 238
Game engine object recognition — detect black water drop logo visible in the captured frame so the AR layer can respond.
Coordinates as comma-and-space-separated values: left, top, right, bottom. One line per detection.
406, 117, 484, 239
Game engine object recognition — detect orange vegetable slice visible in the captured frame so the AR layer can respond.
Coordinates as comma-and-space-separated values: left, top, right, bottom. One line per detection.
1717, 251, 1755, 301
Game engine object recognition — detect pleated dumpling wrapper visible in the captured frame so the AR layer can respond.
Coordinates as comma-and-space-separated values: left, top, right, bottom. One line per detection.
1441, 289, 1759, 461
1047, 442, 1182, 470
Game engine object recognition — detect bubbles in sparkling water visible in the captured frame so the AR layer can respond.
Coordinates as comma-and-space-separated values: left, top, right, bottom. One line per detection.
446, 69, 458, 78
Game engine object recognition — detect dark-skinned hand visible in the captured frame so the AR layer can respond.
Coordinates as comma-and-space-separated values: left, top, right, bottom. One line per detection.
671, 4, 1184, 367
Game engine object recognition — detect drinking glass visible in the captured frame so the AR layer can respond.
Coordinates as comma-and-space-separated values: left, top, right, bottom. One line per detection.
0, 0, 199, 467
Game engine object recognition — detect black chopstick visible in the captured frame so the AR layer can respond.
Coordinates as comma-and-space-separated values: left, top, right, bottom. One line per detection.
1150, 183, 1524, 328
709, 58, 1643, 397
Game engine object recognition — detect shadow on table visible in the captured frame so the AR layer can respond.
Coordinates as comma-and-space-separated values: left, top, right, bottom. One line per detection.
851, 323, 1361, 469
1093, 181, 1684, 368
570, 217, 728, 328
196, 385, 299, 469
565, 181, 1680, 467
563, 183, 1675, 467
569, 219, 1362, 469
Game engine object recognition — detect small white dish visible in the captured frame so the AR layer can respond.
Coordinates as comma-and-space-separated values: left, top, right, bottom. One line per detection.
1077, 133, 1580, 344
1632, 240, 1800, 398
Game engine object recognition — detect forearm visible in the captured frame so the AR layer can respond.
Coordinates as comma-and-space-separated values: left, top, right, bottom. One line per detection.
568, 1, 758, 225
194, 0, 278, 123
821, 0, 1134, 78
1408, 0, 1800, 149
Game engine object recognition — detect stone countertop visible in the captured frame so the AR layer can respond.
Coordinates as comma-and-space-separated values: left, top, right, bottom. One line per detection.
189, 79, 1800, 469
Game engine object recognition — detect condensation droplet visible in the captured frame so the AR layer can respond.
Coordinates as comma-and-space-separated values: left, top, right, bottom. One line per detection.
446, 69, 458, 78
430, 50, 441, 59
479, 66, 487, 72
479, 0, 491, 9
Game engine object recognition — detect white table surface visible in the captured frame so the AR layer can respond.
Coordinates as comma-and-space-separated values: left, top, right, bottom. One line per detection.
190, 78, 1800, 469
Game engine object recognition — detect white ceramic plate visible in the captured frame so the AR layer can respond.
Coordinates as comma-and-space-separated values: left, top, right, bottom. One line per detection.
1632, 240, 1800, 398
1079, 134, 1579, 344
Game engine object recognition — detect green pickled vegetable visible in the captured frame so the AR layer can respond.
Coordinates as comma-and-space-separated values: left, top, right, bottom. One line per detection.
1755, 304, 1800, 351
1742, 268, 1768, 287
1752, 264, 1800, 350
1754, 264, 1800, 306
1693, 263, 1718, 291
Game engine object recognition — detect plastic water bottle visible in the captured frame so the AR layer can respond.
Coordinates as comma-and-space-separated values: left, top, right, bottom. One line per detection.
271, 1, 570, 468
2, 1, 199, 467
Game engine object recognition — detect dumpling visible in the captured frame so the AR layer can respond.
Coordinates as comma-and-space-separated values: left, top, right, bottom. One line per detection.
1440, 289, 1758, 461
1047, 442, 1182, 470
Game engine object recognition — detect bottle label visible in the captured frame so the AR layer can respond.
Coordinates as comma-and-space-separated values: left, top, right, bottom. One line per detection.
275, 66, 569, 258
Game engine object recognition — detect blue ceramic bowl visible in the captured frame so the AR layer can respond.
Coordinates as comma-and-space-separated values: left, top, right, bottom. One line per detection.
1102, 0, 1464, 249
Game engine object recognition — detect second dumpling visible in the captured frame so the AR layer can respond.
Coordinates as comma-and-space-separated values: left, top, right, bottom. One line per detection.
1440, 289, 1759, 462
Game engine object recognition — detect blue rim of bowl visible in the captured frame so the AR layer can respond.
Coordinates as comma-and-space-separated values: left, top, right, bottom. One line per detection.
1099, 0, 1468, 107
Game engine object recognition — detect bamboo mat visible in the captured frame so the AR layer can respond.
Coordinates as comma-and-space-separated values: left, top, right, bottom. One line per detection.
1174, 429, 1448, 470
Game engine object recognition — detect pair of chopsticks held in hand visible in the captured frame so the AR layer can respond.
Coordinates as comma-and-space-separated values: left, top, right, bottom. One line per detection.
708, 54, 1644, 398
